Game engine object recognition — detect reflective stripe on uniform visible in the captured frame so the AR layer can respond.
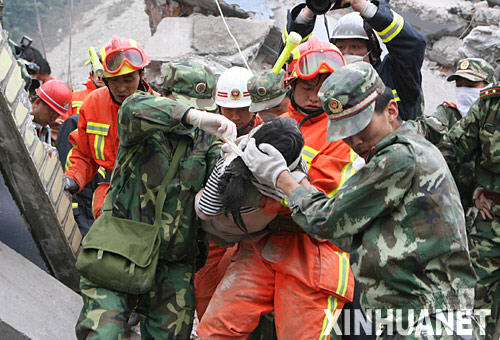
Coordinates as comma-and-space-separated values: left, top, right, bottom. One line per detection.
87, 122, 109, 161
302, 145, 319, 168
72, 100, 83, 115
65, 148, 73, 172
86, 122, 110, 136
392, 89, 401, 102
335, 251, 350, 297
72, 202, 78, 208
94, 135, 105, 160
282, 27, 312, 44
319, 295, 339, 340
327, 149, 358, 198
377, 10, 404, 43
97, 166, 106, 179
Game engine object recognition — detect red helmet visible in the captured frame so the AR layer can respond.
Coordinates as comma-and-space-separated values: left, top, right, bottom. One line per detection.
101, 36, 150, 78
35, 80, 72, 118
284, 36, 345, 87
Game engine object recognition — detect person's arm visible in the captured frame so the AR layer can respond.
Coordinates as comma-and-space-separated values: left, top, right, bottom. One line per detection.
365, 0, 426, 120
65, 104, 99, 191
282, 144, 415, 243
117, 92, 192, 146
441, 99, 482, 170
118, 92, 236, 146
277, 3, 316, 55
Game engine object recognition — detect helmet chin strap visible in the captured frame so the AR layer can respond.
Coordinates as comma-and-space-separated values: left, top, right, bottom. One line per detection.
237, 113, 257, 136
103, 70, 145, 105
290, 91, 324, 128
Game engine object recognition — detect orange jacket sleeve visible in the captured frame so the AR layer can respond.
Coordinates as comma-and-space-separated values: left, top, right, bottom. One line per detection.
64, 102, 99, 191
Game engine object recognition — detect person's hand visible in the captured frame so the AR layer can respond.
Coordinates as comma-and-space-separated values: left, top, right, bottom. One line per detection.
186, 109, 237, 142
473, 187, 493, 220
302, 5, 315, 18
49, 117, 63, 130
63, 175, 79, 194
241, 138, 288, 187
341, 0, 368, 12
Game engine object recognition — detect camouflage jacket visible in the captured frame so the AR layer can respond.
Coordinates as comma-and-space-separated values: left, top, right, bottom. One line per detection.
422, 102, 461, 146
108, 92, 221, 262
418, 103, 476, 208
443, 85, 500, 195
287, 122, 476, 318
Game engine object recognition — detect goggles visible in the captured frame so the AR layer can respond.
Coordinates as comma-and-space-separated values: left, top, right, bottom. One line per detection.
296, 50, 345, 80
103, 48, 148, 74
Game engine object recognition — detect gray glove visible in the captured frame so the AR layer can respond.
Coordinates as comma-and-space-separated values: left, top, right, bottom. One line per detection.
241, 138, 288, 187
63, 175, 79, 194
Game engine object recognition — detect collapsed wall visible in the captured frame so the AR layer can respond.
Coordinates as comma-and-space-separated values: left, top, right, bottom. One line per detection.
0, 24, 81, 291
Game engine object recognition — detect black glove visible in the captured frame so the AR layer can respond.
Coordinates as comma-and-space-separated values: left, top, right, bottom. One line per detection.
63, 175, 79, 194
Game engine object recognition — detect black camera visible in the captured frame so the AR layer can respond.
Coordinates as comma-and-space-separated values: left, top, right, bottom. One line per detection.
305, 0, 349, 15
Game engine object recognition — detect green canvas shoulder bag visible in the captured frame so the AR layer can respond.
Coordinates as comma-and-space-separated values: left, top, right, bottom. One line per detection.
76, 138, 188, 294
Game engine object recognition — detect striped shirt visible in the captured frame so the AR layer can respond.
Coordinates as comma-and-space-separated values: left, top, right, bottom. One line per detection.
198, 157, 258, 216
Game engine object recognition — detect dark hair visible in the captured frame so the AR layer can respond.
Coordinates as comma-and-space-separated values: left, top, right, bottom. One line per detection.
374, 86, 394, 114
219, 118, 304, 232
24, 46, 51, 75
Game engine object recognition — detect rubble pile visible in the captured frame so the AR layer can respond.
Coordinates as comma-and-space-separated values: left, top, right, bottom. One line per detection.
45, 0, 499, 112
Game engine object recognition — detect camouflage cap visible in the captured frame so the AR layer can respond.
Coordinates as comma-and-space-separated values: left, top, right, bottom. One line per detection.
247, 69, 290, 113
447, 58, 495, 84
318, 62, 385, 142
163, 61, 217, 111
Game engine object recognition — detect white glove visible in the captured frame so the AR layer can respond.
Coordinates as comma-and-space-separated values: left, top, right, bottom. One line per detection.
241, 138, 288, 187
186, 109, 237, 142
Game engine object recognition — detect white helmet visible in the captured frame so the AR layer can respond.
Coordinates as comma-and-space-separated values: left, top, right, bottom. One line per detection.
331, 12, 369, 41
215, 66, 253, 108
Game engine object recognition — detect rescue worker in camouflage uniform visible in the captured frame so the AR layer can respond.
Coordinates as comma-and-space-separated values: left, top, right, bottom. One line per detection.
162, 61, 217, 112
75, 68, 237, 339
442, 84, 500, 339
423, 58, 494, 146
247, 69, 290, 122
420, 58, 495, 210
241, 62, 477, 336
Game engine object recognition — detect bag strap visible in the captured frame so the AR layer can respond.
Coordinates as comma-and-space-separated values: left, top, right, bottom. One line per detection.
100, 137, 189, 223
153, 137, 189, 226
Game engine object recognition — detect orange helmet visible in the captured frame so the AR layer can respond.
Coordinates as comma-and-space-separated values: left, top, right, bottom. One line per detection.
35, 80, 72, 118
101, 36, 150, 78
284, 36, 345, 87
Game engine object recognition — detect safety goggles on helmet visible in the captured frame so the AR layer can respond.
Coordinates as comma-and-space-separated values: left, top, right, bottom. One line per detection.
296, 50, 345, 80
103, 47, 148, 74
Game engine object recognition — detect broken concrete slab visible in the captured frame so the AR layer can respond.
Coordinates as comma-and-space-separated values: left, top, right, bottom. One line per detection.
0, 241, 82, 339
144, 17, 194, 60
427, 36, 464, 67
0, 26, 81, 291
144, 0, 251, 35
460, 25, 500, 65
192, 15, 273, 56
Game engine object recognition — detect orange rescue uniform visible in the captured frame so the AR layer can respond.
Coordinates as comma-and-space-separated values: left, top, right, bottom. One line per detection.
69, 78, 97, 117
197, 104, 356, 340
194, 113, 264, 318
65, 83, 155, 218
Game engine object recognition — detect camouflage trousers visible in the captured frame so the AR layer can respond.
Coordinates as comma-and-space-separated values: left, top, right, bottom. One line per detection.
75, 261, 195, 340
468, 204, 500, 340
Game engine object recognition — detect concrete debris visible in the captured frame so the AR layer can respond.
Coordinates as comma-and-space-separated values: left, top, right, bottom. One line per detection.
42, 0, 498, 112
427, 36, 465, 67
144, 0, 251, 35
192, 16, 273, 56
460, 25, 500, 66
472, 6, 500, 25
